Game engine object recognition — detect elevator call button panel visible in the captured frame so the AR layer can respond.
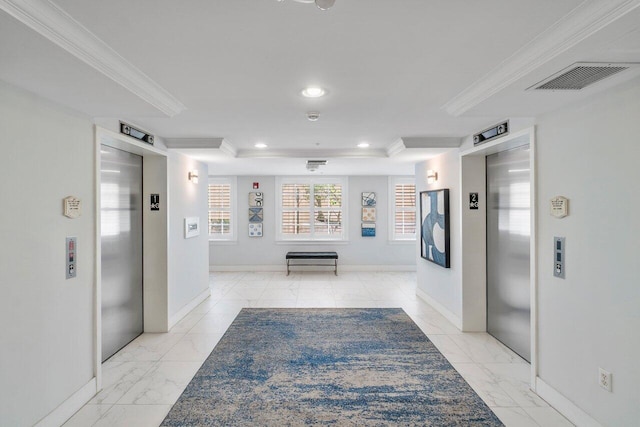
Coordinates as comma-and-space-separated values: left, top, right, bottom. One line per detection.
66, 237, 77, 279
554, 237, 565, 279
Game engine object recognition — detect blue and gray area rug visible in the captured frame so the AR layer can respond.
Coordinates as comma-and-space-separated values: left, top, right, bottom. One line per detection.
162, 308, 503, 426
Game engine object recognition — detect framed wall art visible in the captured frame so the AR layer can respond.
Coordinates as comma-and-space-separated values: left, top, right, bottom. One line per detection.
362, 207, 376, 222
420, 189, 450, 268
361, 192, 377, 207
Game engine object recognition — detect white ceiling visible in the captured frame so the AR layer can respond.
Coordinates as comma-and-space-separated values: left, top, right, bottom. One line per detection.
1, 0, 639, 175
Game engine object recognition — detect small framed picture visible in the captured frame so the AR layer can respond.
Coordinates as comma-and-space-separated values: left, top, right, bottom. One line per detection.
362, 207, 376, 222
249, 223, 263, 237
249, 207, 263, 223
249, 192, 263, 207
362, 192, 376, 207
362, 223, 376, 237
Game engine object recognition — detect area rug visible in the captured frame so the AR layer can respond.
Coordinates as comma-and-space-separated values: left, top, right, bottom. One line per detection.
161, 308, 503, 426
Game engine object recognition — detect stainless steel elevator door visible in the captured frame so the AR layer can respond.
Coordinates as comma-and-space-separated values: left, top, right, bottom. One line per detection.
486, 145, 531, 362
100, 145, 143, 362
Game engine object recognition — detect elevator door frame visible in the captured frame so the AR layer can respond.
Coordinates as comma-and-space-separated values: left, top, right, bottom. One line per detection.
460, 126, 537, 390
94, 126, 169, 392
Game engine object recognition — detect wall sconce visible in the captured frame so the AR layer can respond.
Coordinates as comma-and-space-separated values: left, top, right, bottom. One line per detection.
427, 170, 438, 184
188, 170, 199, 184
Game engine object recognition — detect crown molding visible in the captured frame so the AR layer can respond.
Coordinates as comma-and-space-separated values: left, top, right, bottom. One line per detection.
164, 138, 224, 149
386, 138, 406, 157
442, 0, 640, 116
0, 0, 186, 117
219, 140, 238, 157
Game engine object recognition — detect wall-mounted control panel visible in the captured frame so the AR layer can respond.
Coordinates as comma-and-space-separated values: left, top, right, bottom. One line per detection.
554, 237, 565, 279
66, 237, 77, 279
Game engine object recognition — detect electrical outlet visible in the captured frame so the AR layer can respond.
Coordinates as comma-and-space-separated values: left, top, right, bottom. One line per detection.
599, 368, 612, 392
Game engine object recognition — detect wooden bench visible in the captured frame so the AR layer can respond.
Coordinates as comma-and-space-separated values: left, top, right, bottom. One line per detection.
286, 252, 338, 276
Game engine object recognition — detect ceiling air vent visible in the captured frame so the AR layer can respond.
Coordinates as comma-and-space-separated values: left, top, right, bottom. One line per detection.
529, 62, 636, 91
306, 160, 327, 172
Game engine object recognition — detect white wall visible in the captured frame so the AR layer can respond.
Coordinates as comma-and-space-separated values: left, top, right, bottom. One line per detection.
534, 77, 640, 425
209, 175, 415, 269
168, 153, 209, 318
415, 150, 463, 325
0, 81, 95, 426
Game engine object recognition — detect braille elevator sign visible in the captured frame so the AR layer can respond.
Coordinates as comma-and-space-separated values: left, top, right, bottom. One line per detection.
469, 193, 479, 210
150, 194, 160, 211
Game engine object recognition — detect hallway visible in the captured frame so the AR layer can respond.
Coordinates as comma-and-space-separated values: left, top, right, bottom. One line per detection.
65, 272, 571, 426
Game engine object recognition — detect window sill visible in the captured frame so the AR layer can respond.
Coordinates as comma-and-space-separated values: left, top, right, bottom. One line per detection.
275, 240, 350, 245
209, 239, 238, 245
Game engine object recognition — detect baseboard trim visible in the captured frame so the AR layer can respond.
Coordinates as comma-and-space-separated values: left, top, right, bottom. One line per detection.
210, 265, 416, 273
34, 377, 97, 427
168, 288, 211, 329
535, 377, 601, 427
415, 288, 463, 330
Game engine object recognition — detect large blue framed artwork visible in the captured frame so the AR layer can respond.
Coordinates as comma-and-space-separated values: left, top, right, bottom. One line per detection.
420, 189, 450, 268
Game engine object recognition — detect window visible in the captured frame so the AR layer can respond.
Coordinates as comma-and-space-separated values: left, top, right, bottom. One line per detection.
277, 177, 347, 241
208, 177, 236, 241
389, 177, 416, 241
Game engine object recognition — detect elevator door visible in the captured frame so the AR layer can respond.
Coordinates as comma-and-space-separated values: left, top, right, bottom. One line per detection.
101, 145, 143, 362
487, 145, 530, 362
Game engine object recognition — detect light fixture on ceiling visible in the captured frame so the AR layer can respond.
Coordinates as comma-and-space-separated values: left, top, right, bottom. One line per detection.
281, 0, 336, 10
307, 112, 320, 121
314, 0, 336, 10
427, 170, 438, 184
357, 142, 370, 148
302, 87, 326, 98
255, 142, 268, 148
188, 170, 199, 184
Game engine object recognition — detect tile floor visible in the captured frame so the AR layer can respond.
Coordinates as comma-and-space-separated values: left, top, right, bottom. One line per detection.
64, 271, 573, 426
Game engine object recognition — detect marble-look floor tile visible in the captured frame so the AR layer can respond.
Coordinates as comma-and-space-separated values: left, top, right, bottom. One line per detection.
297, 298, 336, 308
260, 287, 299, 299
334, 298, 378, 308
117, 361, 202, 405
108, 333, 184, 363
491, 406, 539, 427
255, 299, 298, 308
90, 361, 155, 404
411, 313, 462, 335
63, 404, 112, 426
481, 363, 548, 408
92, 404, 172, 427
168, 311, 206, 334
161, 333, 223, 362
524, 407, 574, 426
209, 299, 255, 314
449, 333, 526, 363
426, 335, 474, 363
450, 362, 519, 408
188, 313, 237, 334
225, 285, 268, 299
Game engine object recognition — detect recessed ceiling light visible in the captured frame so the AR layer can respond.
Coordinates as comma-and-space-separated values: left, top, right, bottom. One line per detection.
255, 142, 268, 148
357, 142, 370, 148
302, 87, 326, 98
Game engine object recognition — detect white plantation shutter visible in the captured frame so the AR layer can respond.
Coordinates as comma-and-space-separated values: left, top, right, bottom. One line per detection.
277, 178, 347, 241
390, 178, 416, 240
282, 183, 311, 236
208, 178, 236, 240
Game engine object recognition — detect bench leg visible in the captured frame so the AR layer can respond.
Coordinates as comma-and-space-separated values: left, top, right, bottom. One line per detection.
287, 260, 290, 276
335, 259, 338, 276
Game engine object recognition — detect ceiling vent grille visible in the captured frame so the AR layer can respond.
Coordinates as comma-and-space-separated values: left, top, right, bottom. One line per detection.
529, 63, 636, 91
306, 160, 327, 172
